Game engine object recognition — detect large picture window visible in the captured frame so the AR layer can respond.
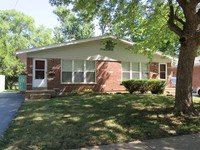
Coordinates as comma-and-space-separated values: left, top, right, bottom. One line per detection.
122, 62, 149, 80
62, 60, 96, 83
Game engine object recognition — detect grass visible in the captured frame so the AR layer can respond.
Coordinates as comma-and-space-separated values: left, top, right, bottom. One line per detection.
0, 94, 200, 150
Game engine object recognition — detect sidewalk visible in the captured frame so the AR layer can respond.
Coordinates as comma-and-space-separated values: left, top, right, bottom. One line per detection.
75, 133, 200, 150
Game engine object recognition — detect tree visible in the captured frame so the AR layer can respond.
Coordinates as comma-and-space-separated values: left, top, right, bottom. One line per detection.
49, 0, 200, 115
53, 6, 94, 43
167, 0, 200, 115
0, 10, 54, 89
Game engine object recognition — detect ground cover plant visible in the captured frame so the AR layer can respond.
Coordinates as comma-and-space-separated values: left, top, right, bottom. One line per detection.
0, 94, 200, 149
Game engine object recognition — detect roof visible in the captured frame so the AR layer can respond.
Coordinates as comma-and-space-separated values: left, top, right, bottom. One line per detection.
16, 35, 132, 55
16, 35, 172, 60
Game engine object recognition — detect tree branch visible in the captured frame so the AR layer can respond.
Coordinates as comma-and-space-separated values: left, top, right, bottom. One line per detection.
174, 15, 185, 25
167, 0, 182, 37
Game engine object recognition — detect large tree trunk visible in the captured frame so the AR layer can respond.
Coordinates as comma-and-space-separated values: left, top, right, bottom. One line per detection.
175, 39, 198, 115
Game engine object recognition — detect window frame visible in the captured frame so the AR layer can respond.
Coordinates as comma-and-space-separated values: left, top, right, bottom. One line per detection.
61, 60, 96, 84
159, 63, 167, 80
122, 62, 149, 81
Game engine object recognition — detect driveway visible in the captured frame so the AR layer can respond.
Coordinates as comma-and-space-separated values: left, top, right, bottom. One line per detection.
0, 92, 24, 138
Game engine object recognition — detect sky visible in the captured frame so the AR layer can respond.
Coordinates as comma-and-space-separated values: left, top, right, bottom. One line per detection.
0, 0, 101, 35
0, 0, 59, 29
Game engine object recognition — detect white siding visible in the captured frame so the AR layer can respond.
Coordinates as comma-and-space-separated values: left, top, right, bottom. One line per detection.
27, 40, 171, 63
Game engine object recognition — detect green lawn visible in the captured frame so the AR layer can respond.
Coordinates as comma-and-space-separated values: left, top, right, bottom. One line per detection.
0, 94, 200, 150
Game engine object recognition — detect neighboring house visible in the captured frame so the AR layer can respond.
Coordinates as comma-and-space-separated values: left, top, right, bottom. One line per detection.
16, 35, 173, 93
171, 56, 200, 94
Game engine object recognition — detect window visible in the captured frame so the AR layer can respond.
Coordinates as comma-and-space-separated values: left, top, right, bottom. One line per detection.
35, 60, 45, 79
159, 64, 166, 79
74, 60, 84, 82
86, 61, 95, 82
62, 60, 72, 82
62, 60, 95, 83
122, 62, 130, 80
141, 63, 149, 79
132, 63, 140, 79
122, 62, 149, 80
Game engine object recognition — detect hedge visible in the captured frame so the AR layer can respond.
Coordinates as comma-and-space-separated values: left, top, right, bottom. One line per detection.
122, 79, 166, 94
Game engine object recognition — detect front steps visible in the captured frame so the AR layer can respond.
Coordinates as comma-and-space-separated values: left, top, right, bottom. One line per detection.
25, 90, 56, 100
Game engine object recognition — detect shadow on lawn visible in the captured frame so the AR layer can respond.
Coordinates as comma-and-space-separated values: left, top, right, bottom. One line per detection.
0, 94, 200, 149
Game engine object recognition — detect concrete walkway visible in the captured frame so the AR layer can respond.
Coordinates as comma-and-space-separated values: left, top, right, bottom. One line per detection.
76, 133, 200, 150
0, 92, 24, 138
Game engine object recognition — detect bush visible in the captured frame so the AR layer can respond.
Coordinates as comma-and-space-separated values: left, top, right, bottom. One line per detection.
122, 80, 141, 94
150, 80, 166, 94
122, 79, 166, 94
138, 80, 150, 94
70, 90, 81, 95
83, 89, 94, 94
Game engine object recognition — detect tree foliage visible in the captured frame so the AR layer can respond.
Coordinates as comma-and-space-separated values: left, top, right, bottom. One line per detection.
49, 0, 200, 115
53, 6, 94, 43
49, 0, 179, 56
0, 10, 54, 89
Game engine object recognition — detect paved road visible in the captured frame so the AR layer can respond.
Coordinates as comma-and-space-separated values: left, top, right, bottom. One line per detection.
0, 92, 24, 138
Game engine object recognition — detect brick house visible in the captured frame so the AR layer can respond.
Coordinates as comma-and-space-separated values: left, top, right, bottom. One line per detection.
171, 56, 200, 94
16, 35, 173, 93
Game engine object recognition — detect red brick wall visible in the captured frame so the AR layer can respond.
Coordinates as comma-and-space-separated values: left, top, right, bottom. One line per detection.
95, 61, 125, 92
47, 59, 61, 90
27, 58, 172, 92
170, 67, 177, 77
169, 65, 200, 89
150, 62, 173, 87
150, 62, 159, 79
27, 58, 33, 90
46, 59, 125, 92
193, 66, 200, 88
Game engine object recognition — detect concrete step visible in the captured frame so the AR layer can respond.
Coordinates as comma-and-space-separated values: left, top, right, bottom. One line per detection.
30, 94, 51, 100
25, 90, 56, 100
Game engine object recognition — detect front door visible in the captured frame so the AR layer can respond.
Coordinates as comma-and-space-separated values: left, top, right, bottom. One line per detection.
33, 59, 47, 88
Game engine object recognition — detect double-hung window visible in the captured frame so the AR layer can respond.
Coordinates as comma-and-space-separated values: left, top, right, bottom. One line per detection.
86, 61, 95, 82
62, 60, 96, 83
122, 62, 130, 80
74, 60, 84, 82
122, 62, 149, 80
132, 63, 140, 79
62, 60, 72, 82
141, 63, 149, 79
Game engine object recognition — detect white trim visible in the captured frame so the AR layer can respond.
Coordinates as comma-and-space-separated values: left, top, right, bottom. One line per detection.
32, 59, 47, 88
139, 62, 142, 79
159, 63, 167, 80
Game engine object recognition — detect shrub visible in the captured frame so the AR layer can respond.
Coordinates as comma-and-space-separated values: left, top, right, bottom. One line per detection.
122, 79, 166, 94
70, 90, 81, 95
138, 80, 151, 94
150, 80, 166, 94
83, 89, 94, 94
122, 80, 141, 94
